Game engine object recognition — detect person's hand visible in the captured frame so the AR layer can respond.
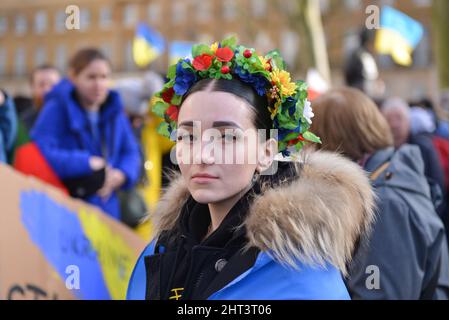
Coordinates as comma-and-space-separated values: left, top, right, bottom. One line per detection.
97, 167, 126, 201
0, 90, 5, 106
89, 156, 106, 171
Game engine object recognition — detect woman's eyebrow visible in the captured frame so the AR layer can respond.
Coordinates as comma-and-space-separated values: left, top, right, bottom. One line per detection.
178, 121, 195, 127
212, 121, 242, 129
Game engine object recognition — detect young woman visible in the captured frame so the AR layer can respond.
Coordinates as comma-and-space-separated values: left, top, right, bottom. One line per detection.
31, 48, 141, 220
127, 39, 375, 300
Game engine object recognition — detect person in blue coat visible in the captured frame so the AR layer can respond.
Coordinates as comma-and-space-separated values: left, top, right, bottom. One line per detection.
127, 39, 376, 300
31, 48, 141, 220
0, 89, 17, 163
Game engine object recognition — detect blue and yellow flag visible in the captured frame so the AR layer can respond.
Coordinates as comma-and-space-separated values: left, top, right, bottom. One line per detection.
375, 6, 424, 66
169, 41, 194, 65
132, 23, 165, 68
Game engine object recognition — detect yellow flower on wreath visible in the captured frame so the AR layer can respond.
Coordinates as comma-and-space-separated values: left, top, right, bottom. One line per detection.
270, 68, 297, 97
258, 55, 271, 71
210, 42, 219, 54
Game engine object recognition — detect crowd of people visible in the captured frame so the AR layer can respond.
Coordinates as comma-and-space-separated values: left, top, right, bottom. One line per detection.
1, 44, 449, 300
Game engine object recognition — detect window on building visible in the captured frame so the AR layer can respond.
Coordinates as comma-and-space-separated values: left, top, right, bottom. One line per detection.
55, 10, 66, 33
223, 0, 237, 21
124, 4, 137, 28
15, 15, 27, 36
0, 48, 6, 76
35, 46, 46, 67
280, 30, 299, 68
172, 1, 186, 25
380, 0, 396, 6
413, 0, 431, 6
55, 44, 66, 71
15, 46, 26, 76
0, 16, 8, 36
34, 10, 47, 34
80, 9, 90, 31
251, 0, 267, 18
344, 0, 362, 11
101, 43, 113, 64
125, 40, 136, 71
194, 0, 211, 23
147, 3, 161, 24
320, 0, 330, 14
413, 29, 431, 68
99, 7, 112, 29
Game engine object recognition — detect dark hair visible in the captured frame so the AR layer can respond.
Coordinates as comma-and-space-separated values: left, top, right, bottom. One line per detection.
30, 64, 61, 84
68, 48, 110, 75
182, 78, 273, 132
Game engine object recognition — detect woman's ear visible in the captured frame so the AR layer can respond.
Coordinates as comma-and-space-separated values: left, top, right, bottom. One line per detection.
256, 138, 278, 173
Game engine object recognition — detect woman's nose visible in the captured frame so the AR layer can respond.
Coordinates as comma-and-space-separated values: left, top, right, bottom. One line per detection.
191, 138, 216, 165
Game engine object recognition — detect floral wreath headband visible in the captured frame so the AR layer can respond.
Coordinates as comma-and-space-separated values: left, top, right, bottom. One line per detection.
152, 36, 321, 157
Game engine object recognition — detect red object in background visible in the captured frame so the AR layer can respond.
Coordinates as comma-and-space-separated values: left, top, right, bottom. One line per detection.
13, 142, 69, 195
433, 136, 449, 191
308, 89, 321, 101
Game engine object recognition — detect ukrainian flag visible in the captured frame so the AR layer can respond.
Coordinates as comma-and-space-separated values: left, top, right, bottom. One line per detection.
132, 23, 165, 68
375, 6, 424, 67
169, 41, 193, 65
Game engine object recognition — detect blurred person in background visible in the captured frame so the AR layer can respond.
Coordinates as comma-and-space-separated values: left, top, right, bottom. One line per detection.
0, 89, 17, 164
381, 97, 447, 216
409, 102, 449, 243
11, 65, 62, 164
311, 87, 449, 300
31, 48, 141, 220
21, 64, 61, 131
344, 29, 384, 99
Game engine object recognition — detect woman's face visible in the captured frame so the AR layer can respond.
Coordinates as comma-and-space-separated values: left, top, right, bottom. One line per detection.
71, 59, 111, 107
176, 90, 276, 204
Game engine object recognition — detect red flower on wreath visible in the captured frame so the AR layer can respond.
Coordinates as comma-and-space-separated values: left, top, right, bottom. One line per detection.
193, 54, 213, 71
215, 47, 234, 63
166, 105, 179, 122
288, 135, 305, 146
161, 87, 175, 103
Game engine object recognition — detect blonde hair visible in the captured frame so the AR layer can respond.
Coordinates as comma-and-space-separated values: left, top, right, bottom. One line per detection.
311, 87, 394, 161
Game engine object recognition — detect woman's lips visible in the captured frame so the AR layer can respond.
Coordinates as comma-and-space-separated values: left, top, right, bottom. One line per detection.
191, 174, 219, 184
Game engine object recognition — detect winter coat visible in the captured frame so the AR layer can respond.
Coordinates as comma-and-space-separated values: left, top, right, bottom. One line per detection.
347, 145, 449, 300
127, 151, 376, 300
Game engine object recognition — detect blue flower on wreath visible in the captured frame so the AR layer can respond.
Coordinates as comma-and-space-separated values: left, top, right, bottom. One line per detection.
273, 117, 301, 142
234, 66, 270, 96
174, 59, 197, 96
282, 97, 298, 117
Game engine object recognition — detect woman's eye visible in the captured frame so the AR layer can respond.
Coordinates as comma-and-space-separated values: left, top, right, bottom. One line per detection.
222, 133, 238, 143
177, 134, 195, 143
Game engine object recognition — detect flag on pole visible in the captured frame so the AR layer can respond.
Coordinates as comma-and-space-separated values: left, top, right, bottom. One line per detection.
132, 23, 165, 68
375, 6, 424, 67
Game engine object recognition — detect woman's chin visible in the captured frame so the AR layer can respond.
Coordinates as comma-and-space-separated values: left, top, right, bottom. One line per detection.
190, 190, 224, 204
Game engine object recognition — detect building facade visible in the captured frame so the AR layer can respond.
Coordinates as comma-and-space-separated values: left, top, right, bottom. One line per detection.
0, 0, 437, 99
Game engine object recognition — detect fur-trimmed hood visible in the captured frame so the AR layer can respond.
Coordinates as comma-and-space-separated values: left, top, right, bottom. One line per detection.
152, 151, 376, 276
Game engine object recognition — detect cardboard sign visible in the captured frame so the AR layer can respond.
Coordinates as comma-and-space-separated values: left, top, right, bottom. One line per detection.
0, 164, 147, 300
